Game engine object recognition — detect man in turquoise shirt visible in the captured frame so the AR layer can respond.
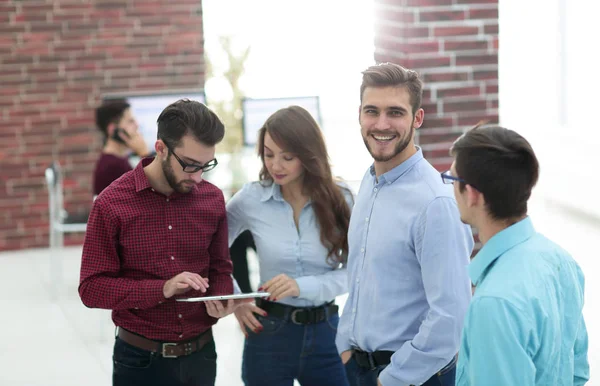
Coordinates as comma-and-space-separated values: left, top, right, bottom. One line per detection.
443, 125, 590, 385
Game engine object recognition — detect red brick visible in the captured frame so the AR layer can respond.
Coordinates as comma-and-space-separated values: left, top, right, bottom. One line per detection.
473, 70, 498, 80
457, 113, 499, 127
421, 102, 439, 115
491, 37, 499, 50
29, 22, 63, 33
485, 83, 498, 94
437, 86, 481, 98
487, 99, 499, 109
405, 56, 452, 69
444, 100, 487, 113
456, 53, 498, 66
444, 39, 488, 52
419, 9, 466, 22
418, 128, 464, 145
422, 71, 470, 83
420, 118, 455, 131
457, 0, 497, 4
484, 23, 499, 34
434, 26, 479, 37
469, 7, 498, 19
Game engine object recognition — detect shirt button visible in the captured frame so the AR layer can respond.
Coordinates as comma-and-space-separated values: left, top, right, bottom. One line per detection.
151, 188, 155, 192
168, 225, 172, 230
360, 248, 365, 253
178, 314, 182, 319
352, 307, 356, 312
365, 217, 369, 222
166, 198, 170, 202
356, 278, 360, 283
179, 334, 183, 338
159, 301, 163, 304
374, 187, 378, 192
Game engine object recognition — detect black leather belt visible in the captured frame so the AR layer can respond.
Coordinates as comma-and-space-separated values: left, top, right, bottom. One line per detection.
353, 349, 394, 369
117, 328, 212, 358
256, 298, 338, 325
353, 348, 458, 381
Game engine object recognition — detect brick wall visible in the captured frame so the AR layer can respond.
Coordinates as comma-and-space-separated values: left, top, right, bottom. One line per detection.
0, 0, 206, 251
373, 0, 499, 173
373, 0, 499, 251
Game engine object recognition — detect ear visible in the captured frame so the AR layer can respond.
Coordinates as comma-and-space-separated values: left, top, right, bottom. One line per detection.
413, 108, 424, 129
106, 122, 116, 136
155, 140, 168, 160
358, 104, 362, 124
465, 184, 482, 208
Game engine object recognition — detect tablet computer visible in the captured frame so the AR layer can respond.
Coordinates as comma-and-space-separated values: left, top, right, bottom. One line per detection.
176, 292, 270, 302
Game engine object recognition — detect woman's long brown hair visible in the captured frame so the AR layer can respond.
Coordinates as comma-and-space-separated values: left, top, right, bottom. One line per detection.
257, 106, 352, 266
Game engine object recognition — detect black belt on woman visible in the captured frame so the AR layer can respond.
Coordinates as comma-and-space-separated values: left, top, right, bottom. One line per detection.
256, 298, 338, 325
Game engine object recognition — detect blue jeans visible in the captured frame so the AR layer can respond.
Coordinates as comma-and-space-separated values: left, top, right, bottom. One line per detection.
112, 336, 217, 386
344, 355, 456, 386
242, 313, 349, 386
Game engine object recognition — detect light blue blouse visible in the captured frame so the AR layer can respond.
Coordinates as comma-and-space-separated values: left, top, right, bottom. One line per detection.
227, 181, 354, 307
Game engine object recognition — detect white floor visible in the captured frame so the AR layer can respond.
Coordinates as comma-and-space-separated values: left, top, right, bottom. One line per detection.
0, 196, 596, 385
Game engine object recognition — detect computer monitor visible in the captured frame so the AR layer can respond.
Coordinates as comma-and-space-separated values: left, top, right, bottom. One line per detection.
102, 89, 206, 148
241, 96, 321, 146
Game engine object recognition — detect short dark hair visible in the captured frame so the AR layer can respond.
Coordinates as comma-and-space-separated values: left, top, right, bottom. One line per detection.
95, 99, 130, 136
450, 125, 539, 220
156, 99, 224, 148
360, 62, 423, 115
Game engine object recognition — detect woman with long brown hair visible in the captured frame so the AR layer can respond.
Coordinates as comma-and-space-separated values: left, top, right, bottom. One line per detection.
227, 105, 353, 386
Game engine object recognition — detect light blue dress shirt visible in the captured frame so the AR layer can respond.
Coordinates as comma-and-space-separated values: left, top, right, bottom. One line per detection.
456, 217, 590, 386
335, 148, 474, 386
226, 181, 354, 307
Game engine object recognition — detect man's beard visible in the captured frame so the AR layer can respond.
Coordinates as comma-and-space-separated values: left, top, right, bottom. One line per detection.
162, 158, 196, 194
363, 124, 414, 162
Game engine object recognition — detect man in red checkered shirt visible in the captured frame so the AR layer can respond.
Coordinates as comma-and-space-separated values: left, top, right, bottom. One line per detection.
79, 99, 241, 386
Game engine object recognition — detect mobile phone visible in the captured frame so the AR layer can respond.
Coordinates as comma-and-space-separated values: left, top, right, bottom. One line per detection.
111, 127, 130, 144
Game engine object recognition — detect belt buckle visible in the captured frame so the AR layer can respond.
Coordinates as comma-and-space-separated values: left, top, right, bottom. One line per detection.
290, 309, 303, 325
162, 342, 178, 358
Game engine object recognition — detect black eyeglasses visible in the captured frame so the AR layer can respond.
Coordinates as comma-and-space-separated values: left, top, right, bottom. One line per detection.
166, 145, 218, 173
440, 170, 467, 185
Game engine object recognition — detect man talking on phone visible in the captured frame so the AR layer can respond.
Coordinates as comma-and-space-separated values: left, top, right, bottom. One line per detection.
93, 99, 153, 196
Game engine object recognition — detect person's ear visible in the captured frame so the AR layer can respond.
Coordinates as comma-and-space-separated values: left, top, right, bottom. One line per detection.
106, 123, 116, 137
155, 140, 168, 160
465, 184, 481, 208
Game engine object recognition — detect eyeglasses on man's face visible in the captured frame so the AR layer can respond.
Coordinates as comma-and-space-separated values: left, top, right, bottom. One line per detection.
166, 144, 218, 173
440, 170, 467, 185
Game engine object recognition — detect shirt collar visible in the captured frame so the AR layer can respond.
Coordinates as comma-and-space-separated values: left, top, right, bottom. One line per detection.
260, 182, 284, 202
369, 147, 424, 184
469, 216, 536, 286
134, 157, 154, 192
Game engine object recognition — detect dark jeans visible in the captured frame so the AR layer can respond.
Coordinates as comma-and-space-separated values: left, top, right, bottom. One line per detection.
112, 336, 217, 386
344, 354, 456, 386
242, 313, 349, 386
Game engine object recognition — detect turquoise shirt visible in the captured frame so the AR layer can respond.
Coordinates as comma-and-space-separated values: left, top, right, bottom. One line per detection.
456, 217, 590, 386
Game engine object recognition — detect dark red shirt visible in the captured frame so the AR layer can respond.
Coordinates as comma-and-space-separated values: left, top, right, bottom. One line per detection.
92, 153, 133, 195
79, 158, 233, 342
